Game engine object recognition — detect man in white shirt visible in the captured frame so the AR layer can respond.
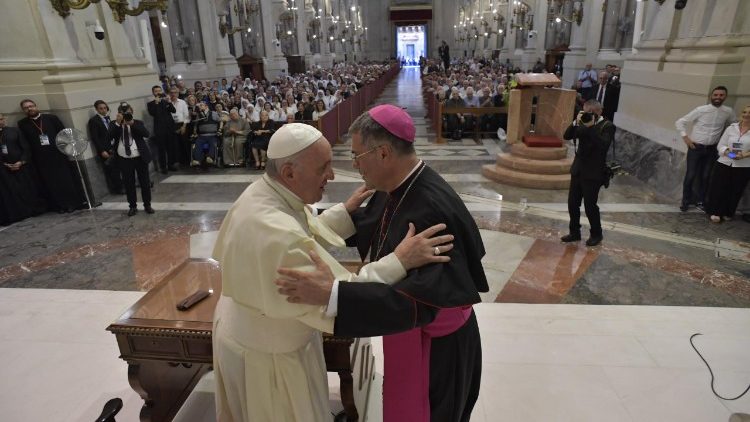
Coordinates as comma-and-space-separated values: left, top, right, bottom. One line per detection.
168, 87, 190, 168
577, 63, 598, 100
675, 86, 734, 211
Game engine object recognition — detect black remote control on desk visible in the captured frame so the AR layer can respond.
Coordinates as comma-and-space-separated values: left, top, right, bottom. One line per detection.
176, 289, 211, 311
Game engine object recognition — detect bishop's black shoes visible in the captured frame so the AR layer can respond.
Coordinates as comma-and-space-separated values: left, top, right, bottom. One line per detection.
127, 207, 137, 217
560, 233, 581, 243
144, 205, 155, 214
586, 236, 603, 247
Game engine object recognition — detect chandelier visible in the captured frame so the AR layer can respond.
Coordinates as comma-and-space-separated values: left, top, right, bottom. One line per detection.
50, 0, 168, 23
511, 0, 532, 31
547, 0, 583, 26
234, 0, 260, 17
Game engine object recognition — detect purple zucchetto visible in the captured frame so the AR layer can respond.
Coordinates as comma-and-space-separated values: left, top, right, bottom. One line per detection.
367, 104, 415, 143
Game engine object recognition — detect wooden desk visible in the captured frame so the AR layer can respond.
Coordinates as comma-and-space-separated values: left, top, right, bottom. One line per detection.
107, 259, 364, 422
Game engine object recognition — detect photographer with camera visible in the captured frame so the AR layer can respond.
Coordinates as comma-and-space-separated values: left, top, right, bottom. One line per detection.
147, 85, 177, 174
109, 103, 154, 217
561, 99, 614, 247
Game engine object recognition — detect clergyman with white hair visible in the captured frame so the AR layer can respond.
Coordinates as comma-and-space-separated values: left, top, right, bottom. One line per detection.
211, 123, 453, 421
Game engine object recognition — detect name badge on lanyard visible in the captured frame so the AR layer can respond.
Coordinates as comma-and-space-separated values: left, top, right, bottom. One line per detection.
1, 144, 7, 155
40, 134, 51, 146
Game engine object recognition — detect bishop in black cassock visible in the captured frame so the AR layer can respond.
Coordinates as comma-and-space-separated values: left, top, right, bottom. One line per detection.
17, 101, 86, 212
0, 115, 46, 225
279, 105, 487, 422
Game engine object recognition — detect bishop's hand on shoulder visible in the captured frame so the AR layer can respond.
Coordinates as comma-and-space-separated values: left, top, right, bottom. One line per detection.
344, 184, 375, 214
275, 250, 334, 306
394, 222, 453, 270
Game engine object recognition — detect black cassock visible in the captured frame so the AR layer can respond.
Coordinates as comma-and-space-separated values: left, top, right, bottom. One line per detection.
17, 114, 86, 211
0, 127, 46, 225
336, 162, 488, 422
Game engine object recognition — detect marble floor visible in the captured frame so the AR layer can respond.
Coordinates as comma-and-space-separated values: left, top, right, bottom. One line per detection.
0, 67, 748, 421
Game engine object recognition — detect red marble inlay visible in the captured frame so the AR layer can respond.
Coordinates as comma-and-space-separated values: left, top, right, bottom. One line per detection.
496, 240, 599, 303
0, 219, 223, 289
131, 236, 191, 291
475, 216, 750, 302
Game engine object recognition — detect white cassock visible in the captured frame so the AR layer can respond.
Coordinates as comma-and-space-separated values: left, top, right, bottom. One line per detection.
212, 174, 405, 422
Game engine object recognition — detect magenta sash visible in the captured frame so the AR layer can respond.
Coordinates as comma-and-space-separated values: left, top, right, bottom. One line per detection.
382, 306, 473, 422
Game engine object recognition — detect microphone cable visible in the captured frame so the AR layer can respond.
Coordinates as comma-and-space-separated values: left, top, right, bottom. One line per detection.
690, 333, 750, 400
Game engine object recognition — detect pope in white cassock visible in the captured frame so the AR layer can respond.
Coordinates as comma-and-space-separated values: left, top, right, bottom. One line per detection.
211, 123, 453, 421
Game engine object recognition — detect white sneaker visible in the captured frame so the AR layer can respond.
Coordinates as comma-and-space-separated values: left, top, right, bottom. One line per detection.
206, 157, 214, 165
191, 160, 200, 166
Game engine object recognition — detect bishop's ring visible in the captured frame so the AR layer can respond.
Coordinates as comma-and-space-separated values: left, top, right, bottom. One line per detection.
434, 246, 440, 256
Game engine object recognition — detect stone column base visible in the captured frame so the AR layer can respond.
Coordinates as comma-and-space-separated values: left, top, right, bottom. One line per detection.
263, 56, 289, 80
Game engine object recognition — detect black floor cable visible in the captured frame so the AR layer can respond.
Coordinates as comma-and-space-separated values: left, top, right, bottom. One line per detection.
690, 333, 750, 400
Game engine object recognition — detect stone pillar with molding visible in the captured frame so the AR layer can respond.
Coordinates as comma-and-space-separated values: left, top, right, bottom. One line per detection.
561, 0, 594, 88
200, 0, 239, 78
317, 1, 334, 69
260, 0, 289, 79
0, 1, 159, 203
522, 0, 546, 70
294, 0, 309, 65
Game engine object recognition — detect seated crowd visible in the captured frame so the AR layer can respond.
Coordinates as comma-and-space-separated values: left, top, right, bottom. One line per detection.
152, 61, 392, 171
420, 56, 621, 140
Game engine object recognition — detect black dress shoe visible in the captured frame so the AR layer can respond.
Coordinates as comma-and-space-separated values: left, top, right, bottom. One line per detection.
169, 164, 179, 171
561, 233, 581, 242
679, 204, 689, 212
160, 169, 168, 175
127, 208, 137, 217
585, 236, 603, 247
144, 205, 155, 214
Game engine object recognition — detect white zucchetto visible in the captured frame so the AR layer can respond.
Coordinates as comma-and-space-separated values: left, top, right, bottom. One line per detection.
267, 123, 323, 159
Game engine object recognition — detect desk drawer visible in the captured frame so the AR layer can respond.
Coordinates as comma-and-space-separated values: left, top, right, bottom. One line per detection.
130, 336, 183, 356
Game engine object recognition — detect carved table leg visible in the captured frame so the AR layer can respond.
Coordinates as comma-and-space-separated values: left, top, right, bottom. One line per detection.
338, 370, 359, 422
127, 360, 210, 422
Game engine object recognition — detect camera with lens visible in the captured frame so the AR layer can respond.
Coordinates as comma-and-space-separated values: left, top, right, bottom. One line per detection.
118, 102, 133, 122
580, 112, 595, 124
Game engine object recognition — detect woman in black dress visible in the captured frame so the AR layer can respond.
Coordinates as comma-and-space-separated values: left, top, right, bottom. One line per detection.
248, 110, 275, 170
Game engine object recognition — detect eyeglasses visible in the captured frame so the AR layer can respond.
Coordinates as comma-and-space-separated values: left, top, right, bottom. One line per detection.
350, 146, 379, 161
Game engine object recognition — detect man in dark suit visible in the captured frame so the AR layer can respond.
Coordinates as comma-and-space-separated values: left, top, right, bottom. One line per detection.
87, 100, 122, 194
109, 103, 154, 217
593, 71, 621, 122
146, 85, 176, 174
561, 100, 614, 247
440, 40, 450, 71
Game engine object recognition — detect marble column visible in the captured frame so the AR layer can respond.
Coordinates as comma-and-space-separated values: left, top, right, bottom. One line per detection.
260, 0, 289, 78
522, 0, 546, 69
294, 0, 309, 67
319, 8, 335, 68
562, 0, 596, 88
631, 0, 645, 54
198, 0, 239, 78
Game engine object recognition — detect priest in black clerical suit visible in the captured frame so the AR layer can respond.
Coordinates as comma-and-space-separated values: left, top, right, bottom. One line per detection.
278, 105, 487, 422
17, 99, 86, 213
0, 113, 46, 225
87, 100, 123, 194
108, 105, 153, 216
